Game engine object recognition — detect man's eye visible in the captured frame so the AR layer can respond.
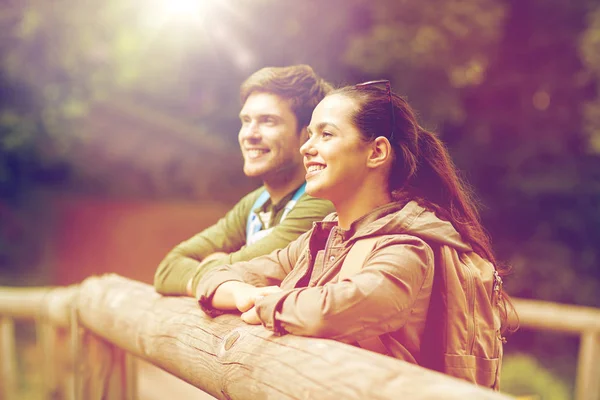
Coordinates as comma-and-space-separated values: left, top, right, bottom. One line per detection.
322, 131, 333, 137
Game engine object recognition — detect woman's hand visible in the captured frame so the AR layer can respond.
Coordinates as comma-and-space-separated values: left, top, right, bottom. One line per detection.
210, 281, 282, 322
237, 285, 283, 324
234, 285, 282, 313
241, 307, 261, 324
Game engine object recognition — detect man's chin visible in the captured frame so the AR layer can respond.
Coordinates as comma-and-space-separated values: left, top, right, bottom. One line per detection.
243, 166, 268, 179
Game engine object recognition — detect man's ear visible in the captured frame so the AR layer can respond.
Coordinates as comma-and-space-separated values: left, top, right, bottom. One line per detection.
367, 136, 392, 168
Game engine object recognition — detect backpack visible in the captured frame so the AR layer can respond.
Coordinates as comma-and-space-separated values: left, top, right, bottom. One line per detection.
340, 237, 504, 390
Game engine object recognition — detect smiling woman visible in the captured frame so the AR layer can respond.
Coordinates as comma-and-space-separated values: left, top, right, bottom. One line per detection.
196, 81, 513, 390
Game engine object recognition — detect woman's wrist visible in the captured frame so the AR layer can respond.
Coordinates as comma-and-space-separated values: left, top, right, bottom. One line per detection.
211, 280, 255, 310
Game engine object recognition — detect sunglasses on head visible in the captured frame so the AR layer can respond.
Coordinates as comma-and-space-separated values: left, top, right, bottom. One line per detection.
355, 79, 395, 141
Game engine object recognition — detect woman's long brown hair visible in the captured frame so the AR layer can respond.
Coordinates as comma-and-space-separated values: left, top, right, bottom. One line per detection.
330, 85, 516, 331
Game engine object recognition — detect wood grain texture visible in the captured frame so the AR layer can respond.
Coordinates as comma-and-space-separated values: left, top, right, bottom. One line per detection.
75, 274, 512, 400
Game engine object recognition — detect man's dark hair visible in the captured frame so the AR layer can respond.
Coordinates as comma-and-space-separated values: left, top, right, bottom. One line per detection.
240, 65, 333, 130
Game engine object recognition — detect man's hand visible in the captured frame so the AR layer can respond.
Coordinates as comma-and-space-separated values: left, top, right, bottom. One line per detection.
185, 252, 230, 296
201, 252, 228, 264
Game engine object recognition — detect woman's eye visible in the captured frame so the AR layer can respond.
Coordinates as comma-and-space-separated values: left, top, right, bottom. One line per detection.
322, 131, 333, 137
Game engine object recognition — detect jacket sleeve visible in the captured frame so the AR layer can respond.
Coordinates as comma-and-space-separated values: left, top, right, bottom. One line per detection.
254, 235, 434, 342
195, 229, 312, 311
188, 195, 334, 294
153, 189, 261, 295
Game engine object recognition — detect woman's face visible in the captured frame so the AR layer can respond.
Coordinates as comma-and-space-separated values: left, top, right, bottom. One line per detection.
300, 94, 372, 203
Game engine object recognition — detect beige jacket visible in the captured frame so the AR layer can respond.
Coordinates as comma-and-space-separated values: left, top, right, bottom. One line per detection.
197, 201, 503, 388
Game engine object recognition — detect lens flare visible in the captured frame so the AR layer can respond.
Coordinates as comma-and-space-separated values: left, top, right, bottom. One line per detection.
144, 0, 210, 28
163, 0, 205, 19
140, 0, 256, 71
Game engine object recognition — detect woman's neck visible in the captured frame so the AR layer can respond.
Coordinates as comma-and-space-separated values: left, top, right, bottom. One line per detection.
334, 187, 393, 230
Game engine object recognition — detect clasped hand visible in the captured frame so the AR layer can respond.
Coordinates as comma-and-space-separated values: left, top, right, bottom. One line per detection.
211, 281, 282, 325
234, 284, 282, 325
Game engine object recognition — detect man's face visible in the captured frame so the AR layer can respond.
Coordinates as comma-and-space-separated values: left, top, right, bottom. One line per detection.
238, 92, 307, 180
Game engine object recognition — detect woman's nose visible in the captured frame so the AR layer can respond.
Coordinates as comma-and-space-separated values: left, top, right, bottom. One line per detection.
300, 136, 316, 156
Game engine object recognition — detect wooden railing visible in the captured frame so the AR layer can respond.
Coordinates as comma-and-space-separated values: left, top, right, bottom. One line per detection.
511, 298, 600, 400
0, 285, 79, 399
0, 274, 598, 400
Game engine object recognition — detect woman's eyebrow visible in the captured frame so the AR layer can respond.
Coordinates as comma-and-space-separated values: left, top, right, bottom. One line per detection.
315, 121, 339, 130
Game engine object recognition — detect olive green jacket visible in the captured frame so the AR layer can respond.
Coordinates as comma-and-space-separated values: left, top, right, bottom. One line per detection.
154, 185, 334, 295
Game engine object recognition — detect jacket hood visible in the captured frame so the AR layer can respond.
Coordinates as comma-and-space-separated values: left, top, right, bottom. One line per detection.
348, 201, 472, 253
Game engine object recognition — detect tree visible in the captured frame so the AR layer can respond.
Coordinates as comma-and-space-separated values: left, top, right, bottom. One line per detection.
0, 0, 598, 305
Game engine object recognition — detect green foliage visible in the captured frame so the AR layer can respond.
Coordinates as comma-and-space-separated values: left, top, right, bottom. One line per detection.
445, 0, 600, 309
580, 6, 600, 152
501, 354, 571, 400
342, 0, 506, 123
0, 0, 598, 309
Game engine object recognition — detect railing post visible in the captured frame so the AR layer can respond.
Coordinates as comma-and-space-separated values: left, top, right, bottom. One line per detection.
0, 316, 18, 400
125, 353, 139, 400
38, 318, 74, 400
575, 331, 600, 400
72, 313, 134, 400
71, 305, 82, 400
107, 347, 138, 400
37, 318, 57, 400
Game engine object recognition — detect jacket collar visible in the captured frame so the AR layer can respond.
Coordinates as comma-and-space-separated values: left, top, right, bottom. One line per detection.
315, 200, 472, 252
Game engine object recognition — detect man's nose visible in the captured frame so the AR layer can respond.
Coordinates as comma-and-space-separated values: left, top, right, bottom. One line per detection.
240, 122, 260, 140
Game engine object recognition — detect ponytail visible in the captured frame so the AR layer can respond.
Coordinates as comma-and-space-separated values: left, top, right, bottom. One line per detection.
408, 127, 517, 333
402, 127, 496, 263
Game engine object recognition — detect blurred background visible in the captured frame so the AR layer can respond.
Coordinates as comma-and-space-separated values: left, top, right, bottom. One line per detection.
0, 0, 599, 398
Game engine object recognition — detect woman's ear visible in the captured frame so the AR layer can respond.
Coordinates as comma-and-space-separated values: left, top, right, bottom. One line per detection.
367, 136, 392, 169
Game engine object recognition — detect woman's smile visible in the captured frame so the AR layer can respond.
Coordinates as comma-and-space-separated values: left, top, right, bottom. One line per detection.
305, 163, 326, 179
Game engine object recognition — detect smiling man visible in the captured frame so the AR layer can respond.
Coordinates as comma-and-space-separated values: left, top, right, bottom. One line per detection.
154, 65, 335, 298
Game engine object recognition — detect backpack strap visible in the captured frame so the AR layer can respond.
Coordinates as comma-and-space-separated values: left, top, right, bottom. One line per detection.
339, 237, 389, 356
245, 183, 307, 245
279, 183, 306, 223
246, 188, 271, 242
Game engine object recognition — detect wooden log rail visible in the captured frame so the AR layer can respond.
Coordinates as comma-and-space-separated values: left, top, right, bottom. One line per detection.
0, 285, 79, 400
76, 275, 508, 399
0, 275, 598, 399
511, 298, 600, 400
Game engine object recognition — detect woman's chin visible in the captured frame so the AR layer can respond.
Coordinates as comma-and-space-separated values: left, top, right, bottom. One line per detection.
305, 182, 329, 200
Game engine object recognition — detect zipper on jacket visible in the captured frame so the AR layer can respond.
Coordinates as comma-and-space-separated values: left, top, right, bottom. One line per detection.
492, 269, 505, 358
462, 256, 477, 354
293, 248, 313, 288
307, 227, 338, 286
